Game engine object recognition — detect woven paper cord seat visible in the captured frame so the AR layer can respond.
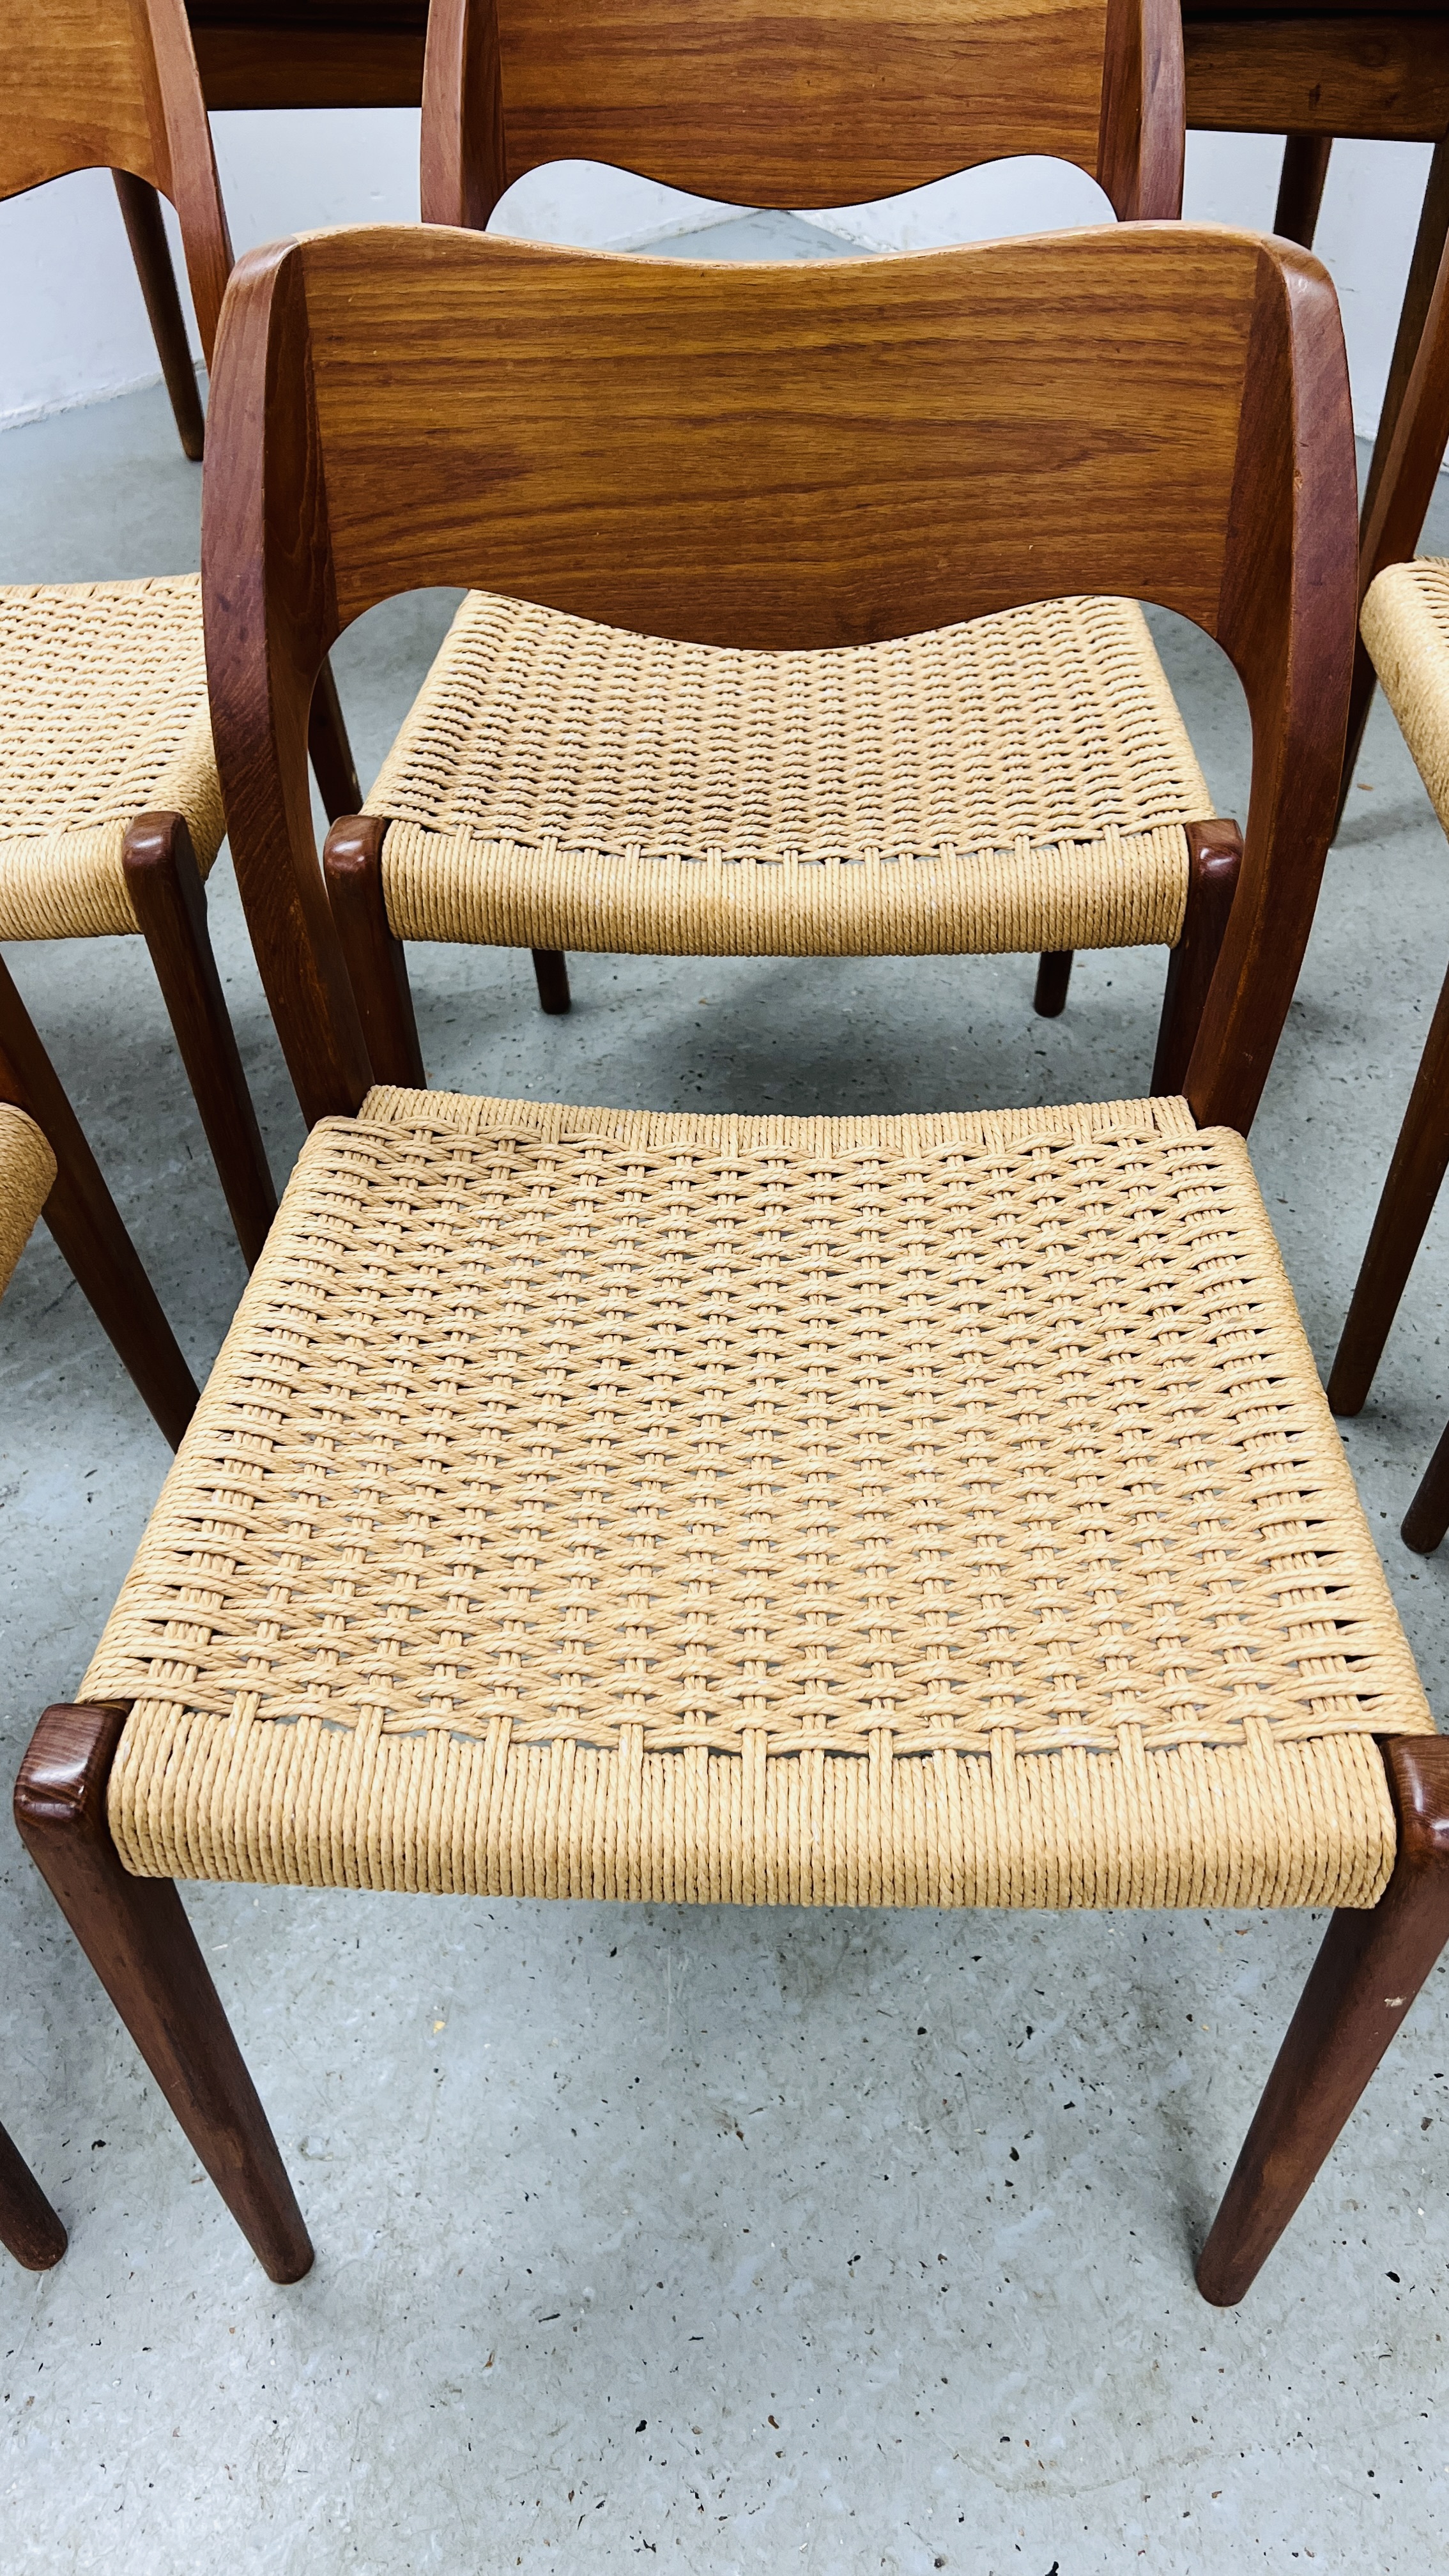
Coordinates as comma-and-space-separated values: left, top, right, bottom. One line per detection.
0, 1104, 56, 1298
1361, 559, 1449, 836
88, 1085, 1431, 1909
0, 577, 224, 942
367, 591, 1211, 958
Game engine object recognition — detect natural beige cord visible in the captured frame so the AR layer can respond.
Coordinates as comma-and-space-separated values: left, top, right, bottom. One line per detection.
0, 1105, 56, 1298
369, 592, 1211, 958
1361, 560, 1449, 838
0, 577, 224, 941
93, 1087, 1429, 1907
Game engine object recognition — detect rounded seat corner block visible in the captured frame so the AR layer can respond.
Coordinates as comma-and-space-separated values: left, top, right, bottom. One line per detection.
0, 576, 224, 944
365, 590, 1209, 962
86, 1085, 1432, 1911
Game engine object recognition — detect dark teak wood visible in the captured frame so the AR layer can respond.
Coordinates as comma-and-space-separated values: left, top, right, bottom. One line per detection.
1034, 951, 1074, 1018
112, 167, 206, 460
1402, 1420, 1449, 1552
201, 225, 1354, 1138
13, 1706, 312, 2285
1151, 819, 1243, 1094
1273, 133, 1333, 248
1328, 949, 1449, 1416
422, 0, 1183, 1023
323, 815, 426, 1088
531, 949, 571, 1015
0, 955, 198, 1447
1197, 1735, 1449, 2303
0, 2122, 66, 2271
123, 813, 277, 1268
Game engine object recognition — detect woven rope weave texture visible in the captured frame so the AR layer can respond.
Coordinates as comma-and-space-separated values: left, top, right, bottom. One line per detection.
0, 1105, 56, 1300
0, 577, 224, 940
95, 1090, 1429, 1907
1362, 559, 1449, 840
370, 592, 1209, 957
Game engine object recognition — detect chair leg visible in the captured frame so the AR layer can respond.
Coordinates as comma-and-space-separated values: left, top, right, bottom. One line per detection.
1197, 1736, 1449, 2306
112, 172, 205, 464
1402, 1418, 1449, 1554
123, 813, 277, 1271
1151, 818, 1243, 1094
1333, 636, 1379, 841
1327, 944, 1449, 1416
1272, 134, 1333, 251
323, 816, 427, 1086
532, 949, 571, 1015
0, 2121, 66, 2271
0, 953, 198, 1448
1360, 136, 1449, 535
308, 660, 364, 824
13, 1705, 313, 2285
1034, 951, 1073, 1017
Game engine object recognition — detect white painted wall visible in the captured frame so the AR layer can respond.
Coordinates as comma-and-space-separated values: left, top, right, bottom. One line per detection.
0, 107, 1437, 441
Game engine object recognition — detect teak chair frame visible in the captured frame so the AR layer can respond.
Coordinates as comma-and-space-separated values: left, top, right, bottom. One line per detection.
0, 951, 201, 2272
0, 0, 362, 1268
1325, 220, 1449, 1540
389, 0, 1192, 1032
18, 220, 1449, 2308
420, 0, 1186, 233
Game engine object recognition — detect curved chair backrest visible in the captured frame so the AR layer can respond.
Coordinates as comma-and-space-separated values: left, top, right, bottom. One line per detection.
201, 221, 1354, 1137
0, 0, 231, 362
420, 0, 1185, 231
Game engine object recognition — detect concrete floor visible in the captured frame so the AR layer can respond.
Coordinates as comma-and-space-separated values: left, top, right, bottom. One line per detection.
4, 214, 1449, 2572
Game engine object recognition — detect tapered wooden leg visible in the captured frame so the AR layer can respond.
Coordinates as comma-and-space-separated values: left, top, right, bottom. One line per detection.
1273, 134, 1333, 251
0, 2121, 66, 2271
532, 949, 571, 1014
323, 816, 427, 1086
1333, 636, 1378, 840
1152, 819, 1243, 1095
1328, 946, 1449, 1416
112, 172, 204, 464
308, 661, 363, 824
13, 1705, 312, 2284
1402, 1418, 1449, 1554
124, 813, 277, 1269
1034, 951, 1072, 1017
0, 954, 197, 1447
1197, 1737, 1449, 2305
1360, 138, 1449, 535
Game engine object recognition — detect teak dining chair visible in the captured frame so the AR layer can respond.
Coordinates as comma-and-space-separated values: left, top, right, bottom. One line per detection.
1325, 226, 1449, 1542
314, 0, 1204, 1043
17, 220, 1446, 2307
0, 0, 362, 1269
0, 950, 200, 2269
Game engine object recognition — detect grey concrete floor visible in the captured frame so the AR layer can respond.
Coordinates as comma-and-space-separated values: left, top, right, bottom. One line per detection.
4, 216, 1449, 2572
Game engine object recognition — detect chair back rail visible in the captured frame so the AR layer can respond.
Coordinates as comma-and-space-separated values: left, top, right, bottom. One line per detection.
0, 0, 231, 360
420, 0, 1185, 229
200, 222, 1355, 1134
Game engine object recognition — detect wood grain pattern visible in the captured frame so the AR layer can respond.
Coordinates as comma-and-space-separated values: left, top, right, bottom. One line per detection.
201, 222, 1354, 1136
192, 14, 425, 109
0, 0, 232, 365
1184, 16, 1449, 138
421, 0, 1185, 227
